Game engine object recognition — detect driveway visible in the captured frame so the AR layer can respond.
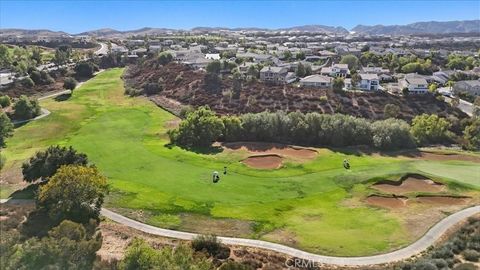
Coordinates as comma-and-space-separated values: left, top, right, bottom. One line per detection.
101, 205, 480, 266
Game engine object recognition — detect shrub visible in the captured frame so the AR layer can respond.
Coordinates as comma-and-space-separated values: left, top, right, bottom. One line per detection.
384, 103, 400, 118
13, 95, 41, 120
63, 77, 78, 90
143, 82, 162, 95
319, 95, 328, 104
179, 105, 194, 118
175, 74, 183, 84
21, 77, 35, 88
0, 112, 13, 147
29, 70, 42, 84
431, 246, 454, 259
191, 235, 228, 258
0, 95, 11, 108
219, 261, 253, 270
121, 238, 212, 270
453, 263, 477, 270
40, 70, 55, 84
411, 261, 438, 270
462, 249, 480, 262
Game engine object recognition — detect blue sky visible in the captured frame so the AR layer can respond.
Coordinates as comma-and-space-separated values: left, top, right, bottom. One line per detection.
1, 1, 479, 34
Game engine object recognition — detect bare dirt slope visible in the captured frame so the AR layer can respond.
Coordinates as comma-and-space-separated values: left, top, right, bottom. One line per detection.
124, 61, 467, 121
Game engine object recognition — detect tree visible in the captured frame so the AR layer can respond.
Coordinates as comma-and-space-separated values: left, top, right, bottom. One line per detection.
168, 106, 224, 148
283, 50, 292, 60
372, 118, 415, 150
31, 47, 42, 64
0, 112, 13, 147
296, 51, 306, 60
63, 77, 78, 90
463, 119, 480, 150
7, 220, 102, 270
206, 60, 222, 74
21, 77, 35, 88
351, 73, 361, 89
156, 52, 173, 65
22, 145, 88, 183
411, 114, 451, 145
429, 83, 438, 93
0, 95, 11, 108
232, 71, 243, 99
296, 62, 306, 77
221, 115, 243, 141
0, 44, 11, 68
53, 48, 69, 66
38, 165, 108, 223
247, 65, 259, 79
340, 54, 360, 71
383, 103, 400, 119
332, 77, 345, 92
13, 95, 41, 120
74, 61, 96, 78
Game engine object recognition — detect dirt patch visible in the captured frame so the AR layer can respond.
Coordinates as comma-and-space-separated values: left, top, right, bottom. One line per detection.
179, 213, 253, 238
242, 154, 283, 169
164, 118, 181, 129
262, 229, 299, 246
414, 195, 470, 205
98, 220, 184, 261
125, 61, 468, 121
365, 195, 408, 209
221, 141, 317, 161
372, 174, 445, 194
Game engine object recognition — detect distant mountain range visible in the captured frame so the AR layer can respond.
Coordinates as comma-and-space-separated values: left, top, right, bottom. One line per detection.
1, 20, 479, 38
351, 20, 480, 35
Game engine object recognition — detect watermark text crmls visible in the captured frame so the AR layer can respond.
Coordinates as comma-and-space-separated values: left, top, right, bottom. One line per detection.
285, 258, 324, 269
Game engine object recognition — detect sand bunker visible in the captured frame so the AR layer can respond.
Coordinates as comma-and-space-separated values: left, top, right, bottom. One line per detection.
415, 195, 470, 205
365, 195, 408, 209
242, 154, 283, 169
372, 174, 445, 194
221, 142, 317, 160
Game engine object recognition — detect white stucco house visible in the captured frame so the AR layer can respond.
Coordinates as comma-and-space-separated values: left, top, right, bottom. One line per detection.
299, 74, 332, 88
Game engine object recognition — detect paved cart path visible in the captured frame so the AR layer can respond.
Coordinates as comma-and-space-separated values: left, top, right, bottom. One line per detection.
101, 205, 480, 266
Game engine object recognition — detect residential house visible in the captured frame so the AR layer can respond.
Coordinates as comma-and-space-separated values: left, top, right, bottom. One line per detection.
183, 57, 212, 69
299, 75, 332, 88
400, 74, 429, 94
260, 66, 289, 84
358, 73, 379, 91
453, 80, 480, 96
320, 64, 350, 78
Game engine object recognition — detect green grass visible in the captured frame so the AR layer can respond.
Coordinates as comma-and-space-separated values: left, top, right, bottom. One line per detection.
2, 68, 479, 256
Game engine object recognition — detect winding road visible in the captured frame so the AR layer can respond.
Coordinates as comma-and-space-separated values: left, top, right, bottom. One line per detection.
101, 206, 480, 266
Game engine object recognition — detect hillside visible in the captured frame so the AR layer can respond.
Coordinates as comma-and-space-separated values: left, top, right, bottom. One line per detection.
0, 28, 70, 37
352, 20, 480, 35
124, 61, 466, 121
